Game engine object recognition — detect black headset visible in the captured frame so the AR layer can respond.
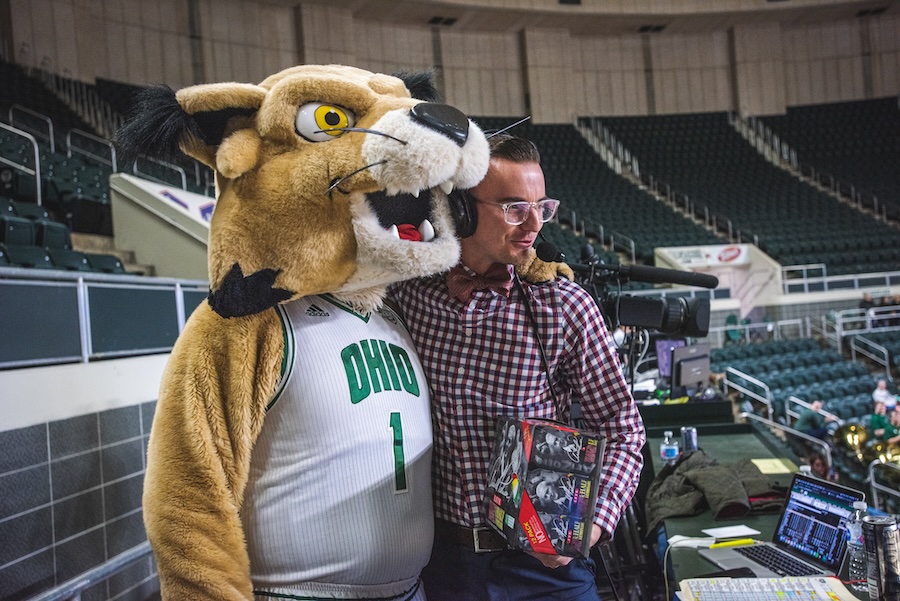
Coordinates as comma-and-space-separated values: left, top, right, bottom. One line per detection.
447, 188, 478, 238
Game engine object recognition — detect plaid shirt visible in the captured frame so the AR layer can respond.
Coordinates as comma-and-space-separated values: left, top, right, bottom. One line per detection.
389, 267, 645, 539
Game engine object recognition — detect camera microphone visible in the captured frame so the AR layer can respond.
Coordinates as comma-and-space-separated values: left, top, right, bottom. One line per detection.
535, 241, 719, 289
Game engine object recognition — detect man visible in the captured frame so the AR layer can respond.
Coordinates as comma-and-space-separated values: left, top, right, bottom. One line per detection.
389, 134, 645, 600
871, 400, 892, 440
794, 399, 836, 440
873, 378, 895, 410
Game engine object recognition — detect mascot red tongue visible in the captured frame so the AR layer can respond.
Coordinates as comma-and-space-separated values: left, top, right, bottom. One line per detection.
397, 223, 423, 241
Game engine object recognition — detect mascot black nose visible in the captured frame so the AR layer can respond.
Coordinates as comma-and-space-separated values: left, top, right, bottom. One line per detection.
410, 103, 469, 147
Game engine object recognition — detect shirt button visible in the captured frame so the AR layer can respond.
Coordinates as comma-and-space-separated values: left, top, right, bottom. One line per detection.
455, 404, 464, 412
464, 328, 473, 337
457, 366, 464, 375
461, 441, 469, 451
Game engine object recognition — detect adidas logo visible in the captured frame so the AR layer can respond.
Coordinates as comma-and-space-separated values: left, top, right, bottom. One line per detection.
306, 304, 330, 317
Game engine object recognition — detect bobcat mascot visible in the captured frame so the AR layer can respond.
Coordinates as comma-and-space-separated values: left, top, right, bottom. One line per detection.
116, 65, 561, 601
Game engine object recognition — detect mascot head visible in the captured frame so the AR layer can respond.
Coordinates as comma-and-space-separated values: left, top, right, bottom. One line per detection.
115, 65, 489, 317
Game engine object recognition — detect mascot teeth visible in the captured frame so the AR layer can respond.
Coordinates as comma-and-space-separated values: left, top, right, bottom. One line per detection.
387, 224, 400, 239
411, 189, 420, 199
418, 220, 435, 242
439, 181, 454, 195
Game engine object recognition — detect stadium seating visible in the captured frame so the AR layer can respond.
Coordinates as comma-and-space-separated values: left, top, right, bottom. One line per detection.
595, 112, 900, 275
715, 337, 879, 421
761, 97, 900, 223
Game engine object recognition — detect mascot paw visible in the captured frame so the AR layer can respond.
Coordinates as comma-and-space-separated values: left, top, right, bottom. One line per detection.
208, 264, 294, 318
516, 247, 574, 283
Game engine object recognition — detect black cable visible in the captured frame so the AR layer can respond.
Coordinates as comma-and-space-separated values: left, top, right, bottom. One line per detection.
513, 275, 565, 423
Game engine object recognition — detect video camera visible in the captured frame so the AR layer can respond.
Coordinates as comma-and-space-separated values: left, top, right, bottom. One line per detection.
537, 241, 716, 337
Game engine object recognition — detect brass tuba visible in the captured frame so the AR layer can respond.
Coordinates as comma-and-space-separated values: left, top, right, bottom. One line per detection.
832, 423, 869, 461
862, 439, 900, 464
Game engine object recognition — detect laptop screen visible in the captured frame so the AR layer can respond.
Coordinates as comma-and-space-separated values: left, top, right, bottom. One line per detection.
773, 473, 864, 571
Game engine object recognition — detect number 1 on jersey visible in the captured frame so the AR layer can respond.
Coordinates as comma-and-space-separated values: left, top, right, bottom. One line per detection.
389, 412, 407, 492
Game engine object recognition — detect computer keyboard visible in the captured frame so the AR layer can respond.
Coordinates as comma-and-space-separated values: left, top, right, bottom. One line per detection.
735, 545, 820, 577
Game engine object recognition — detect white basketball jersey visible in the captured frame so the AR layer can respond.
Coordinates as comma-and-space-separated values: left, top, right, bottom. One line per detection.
242, 295, 433, 601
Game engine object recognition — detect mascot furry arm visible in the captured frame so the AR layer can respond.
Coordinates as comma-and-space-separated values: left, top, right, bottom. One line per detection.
115, 65, 497, 600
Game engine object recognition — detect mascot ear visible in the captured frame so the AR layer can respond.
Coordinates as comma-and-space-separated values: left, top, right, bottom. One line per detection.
394, 70, 439, 102
113, 83, 266, 169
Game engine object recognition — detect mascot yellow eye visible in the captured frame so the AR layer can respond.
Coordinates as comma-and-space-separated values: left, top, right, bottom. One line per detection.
296, 103, 355, 142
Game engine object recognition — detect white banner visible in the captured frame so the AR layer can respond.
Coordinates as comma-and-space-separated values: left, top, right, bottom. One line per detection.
661, 244, 750, 267
131, 179, 216, 226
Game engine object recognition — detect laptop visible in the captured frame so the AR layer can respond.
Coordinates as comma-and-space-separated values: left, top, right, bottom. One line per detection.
698, 473, 864, 578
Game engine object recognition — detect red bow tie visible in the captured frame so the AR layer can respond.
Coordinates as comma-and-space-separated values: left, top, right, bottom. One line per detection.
447, 263, 513, 303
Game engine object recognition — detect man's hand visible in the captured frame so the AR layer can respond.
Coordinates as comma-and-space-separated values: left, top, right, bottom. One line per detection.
525, 524, 606, 569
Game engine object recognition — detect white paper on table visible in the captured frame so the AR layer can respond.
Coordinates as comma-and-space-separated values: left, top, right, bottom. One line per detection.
701, 525, 761, 539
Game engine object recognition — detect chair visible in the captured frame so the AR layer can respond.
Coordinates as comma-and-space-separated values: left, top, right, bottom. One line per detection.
48, 247, 91, 271
86, 253, 125, 274
34, 219, 71, 249
0, 215, 35, 246
11, 199, 49, 220
724, 314, 743, 346
5, 244, 54, 269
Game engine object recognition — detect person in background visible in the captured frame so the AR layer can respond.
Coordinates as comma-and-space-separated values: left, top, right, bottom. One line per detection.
389, 133, 645, 601
794, 400, 836, 440
873, 378, 896, 411
859, 293, 876, 311
881, 407, 900, 445
871, 400, 892, 440
805, 451, 837, 482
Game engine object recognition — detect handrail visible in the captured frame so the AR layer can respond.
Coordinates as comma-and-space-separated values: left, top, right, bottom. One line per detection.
133, 155, 188, 190
782, 267, 900, 296
66, 128, 117, 171
708, 317, 808, 348
868, 460, 900, 512
8, 103, 55, 153
0, 266, 207, 369
784, 395, 843, 428
850, 335, 891, 381
609, 231, 636, 264
738, 411, 833, 470
825, 306, 900, 353
724, 367, 773, 420
0, 122, 43, 204
26, 542, 152, 601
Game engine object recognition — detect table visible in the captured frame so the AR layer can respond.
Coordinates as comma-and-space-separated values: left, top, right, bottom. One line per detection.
650, 428, 868, 599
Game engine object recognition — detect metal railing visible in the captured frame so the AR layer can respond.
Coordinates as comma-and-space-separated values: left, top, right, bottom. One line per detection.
782, 267, 900, 296
9, 103, 55, 153
707, 317, 809, 348
0, 266, 207, 369
784, 395, 843, 429
26, 542, 152, 601
66, 128, 117, 172
820, 305, 900, 353
738, 411, 833, 471
850, 335, 892, 381
868, 460, 900, 513
724, 368, 773, 420
132, 155, 188, 191
0, 122, 43, 204
608, 231, 636, 264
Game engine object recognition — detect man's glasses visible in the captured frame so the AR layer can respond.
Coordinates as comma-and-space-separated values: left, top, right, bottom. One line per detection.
476, 198, 560, 226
